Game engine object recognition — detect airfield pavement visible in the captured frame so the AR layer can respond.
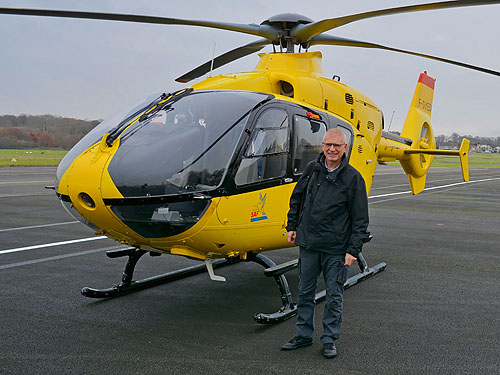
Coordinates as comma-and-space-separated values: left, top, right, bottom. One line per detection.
0, 165, 499, 375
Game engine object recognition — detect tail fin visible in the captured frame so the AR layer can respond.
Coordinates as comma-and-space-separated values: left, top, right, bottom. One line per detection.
377, 72, 469, 194
399, 72, 437, 194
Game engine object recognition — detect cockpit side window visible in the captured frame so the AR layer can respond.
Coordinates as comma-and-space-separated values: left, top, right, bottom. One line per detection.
292, 115, 326, 174
235, 108, 289, 185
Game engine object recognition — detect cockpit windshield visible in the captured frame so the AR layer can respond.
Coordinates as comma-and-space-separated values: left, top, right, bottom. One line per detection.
108, 90, 271, 197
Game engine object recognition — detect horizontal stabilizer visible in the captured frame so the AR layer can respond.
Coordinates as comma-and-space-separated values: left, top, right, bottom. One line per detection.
404, 138, 470, 182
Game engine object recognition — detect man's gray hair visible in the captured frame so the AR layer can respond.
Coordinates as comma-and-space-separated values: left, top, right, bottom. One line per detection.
323, 128, 347, 144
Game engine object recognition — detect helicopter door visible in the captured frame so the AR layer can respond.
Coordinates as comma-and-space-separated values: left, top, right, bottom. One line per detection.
234, 107, 289, 185
216, 107, 289, 229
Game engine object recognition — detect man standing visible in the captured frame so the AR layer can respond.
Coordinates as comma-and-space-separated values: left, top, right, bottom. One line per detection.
281, 128, 369, 358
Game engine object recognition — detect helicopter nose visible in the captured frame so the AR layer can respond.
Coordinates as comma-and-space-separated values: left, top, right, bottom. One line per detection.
65, 151, 109, 226
59, 137, 135, 243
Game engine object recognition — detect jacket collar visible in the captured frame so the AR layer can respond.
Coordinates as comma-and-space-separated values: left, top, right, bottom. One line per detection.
315, 153, 348, 176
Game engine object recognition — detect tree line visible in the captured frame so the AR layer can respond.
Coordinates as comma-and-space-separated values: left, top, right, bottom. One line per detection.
385, 131, 500, 149
0, 114, 100, 150
1, 114, 499, 150
435, 133, 500, 148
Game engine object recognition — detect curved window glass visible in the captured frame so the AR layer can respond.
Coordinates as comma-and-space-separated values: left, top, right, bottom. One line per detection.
293, 115, 326, 173
293, 114, 353, 174
107, 91, 271, 197
56, 92, 162, 184
110, 200, 210, 238
235, 108, 289, 185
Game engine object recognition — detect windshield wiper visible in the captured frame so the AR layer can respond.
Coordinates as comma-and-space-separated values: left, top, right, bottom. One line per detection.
105, 93, 167, 147
105, 88, 193, 147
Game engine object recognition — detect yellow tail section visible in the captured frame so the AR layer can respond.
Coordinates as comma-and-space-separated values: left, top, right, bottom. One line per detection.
399, 72, 437, 194
378, 72, 469, 194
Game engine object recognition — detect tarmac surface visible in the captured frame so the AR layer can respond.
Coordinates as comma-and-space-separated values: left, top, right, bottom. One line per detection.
0, 165, 499, 374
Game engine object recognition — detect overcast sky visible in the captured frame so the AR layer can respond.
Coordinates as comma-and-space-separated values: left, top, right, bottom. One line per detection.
0, 0, 499, 136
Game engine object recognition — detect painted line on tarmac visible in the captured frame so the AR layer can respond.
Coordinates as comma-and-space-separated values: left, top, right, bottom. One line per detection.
370, 176, 464, 191
0, 245, 127, 270
369, 177, 500, 201
0, 236, 108, 255
0, 221, 79, 233
0, 180, 53, 184
0, 192, 54, 198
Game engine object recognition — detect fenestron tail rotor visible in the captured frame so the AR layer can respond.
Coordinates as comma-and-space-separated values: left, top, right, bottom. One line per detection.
1, 1, 500, 81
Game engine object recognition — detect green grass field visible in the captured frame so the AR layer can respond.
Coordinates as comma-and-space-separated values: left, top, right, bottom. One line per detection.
385, 152, 500, 168
1, 148, 499, 168
0, 149, 67, 166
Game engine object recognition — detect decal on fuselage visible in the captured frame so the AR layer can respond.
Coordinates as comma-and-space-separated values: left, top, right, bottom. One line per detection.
250, 192, 268, 222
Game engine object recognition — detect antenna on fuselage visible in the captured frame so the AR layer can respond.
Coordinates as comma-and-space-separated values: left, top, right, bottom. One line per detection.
209, 42, 216, 77
388, 110, 395, 131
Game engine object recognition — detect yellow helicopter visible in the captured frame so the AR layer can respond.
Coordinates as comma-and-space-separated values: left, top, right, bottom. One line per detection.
2, 1, 499, 323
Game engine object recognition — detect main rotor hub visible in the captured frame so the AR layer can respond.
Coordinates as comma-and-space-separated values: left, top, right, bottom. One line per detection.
261, 13, 313, 26
261, 13, 314, 51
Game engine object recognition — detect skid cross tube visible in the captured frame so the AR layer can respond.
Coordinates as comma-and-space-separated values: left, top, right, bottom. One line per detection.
246, 252, 297, 324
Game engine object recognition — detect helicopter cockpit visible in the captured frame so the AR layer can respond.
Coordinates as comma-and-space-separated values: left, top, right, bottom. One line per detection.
107, 90, 272, 197
57, 89, 353, 238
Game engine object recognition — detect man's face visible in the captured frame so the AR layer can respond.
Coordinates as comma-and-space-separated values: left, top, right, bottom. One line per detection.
322, 132, 347, 166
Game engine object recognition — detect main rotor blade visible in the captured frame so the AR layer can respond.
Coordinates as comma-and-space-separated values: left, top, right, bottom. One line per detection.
0, 7, 278, 41
310, 35, 500, 77
176, 39, 271, 83
293, 0, 500, 42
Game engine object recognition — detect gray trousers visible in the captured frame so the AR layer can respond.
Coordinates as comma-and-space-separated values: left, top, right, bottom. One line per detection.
296, 247, 348, 344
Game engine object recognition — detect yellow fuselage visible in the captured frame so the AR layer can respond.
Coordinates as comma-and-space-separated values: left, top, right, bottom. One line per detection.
57, 52, 385, 260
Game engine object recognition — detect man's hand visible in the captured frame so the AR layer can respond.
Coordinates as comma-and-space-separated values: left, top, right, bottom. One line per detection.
345, 253, 357, 266
287, 231, 296, 244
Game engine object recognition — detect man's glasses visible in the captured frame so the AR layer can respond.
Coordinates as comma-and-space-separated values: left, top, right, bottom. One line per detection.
322, 142, 346, 149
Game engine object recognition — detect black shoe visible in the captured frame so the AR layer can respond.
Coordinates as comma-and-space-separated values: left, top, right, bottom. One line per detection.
323, 343, 337, 358
280, 336, 313, 350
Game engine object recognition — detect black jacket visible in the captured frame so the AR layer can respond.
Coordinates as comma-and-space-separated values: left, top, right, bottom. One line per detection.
286, 153, 369, 258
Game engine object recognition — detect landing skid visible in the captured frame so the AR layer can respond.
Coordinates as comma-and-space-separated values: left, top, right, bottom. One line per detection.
81, 248, 385, 324
81, 248, 236, 298
253, 252, 386, 324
